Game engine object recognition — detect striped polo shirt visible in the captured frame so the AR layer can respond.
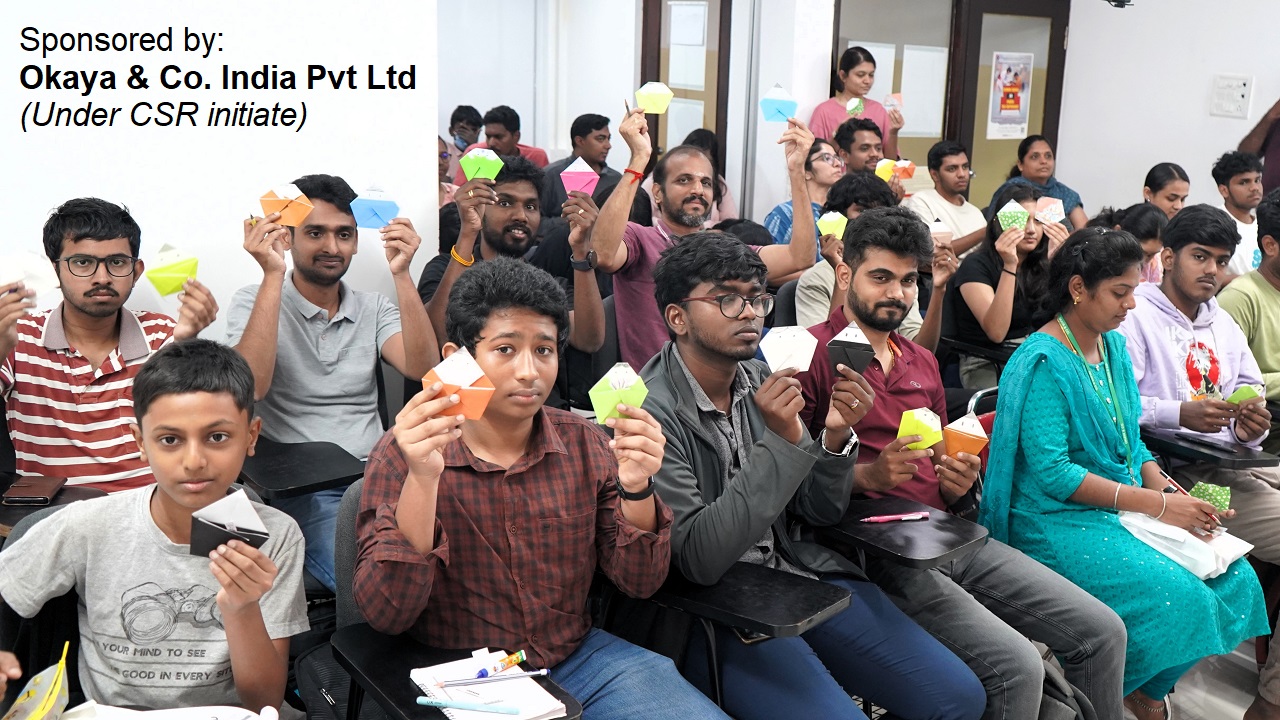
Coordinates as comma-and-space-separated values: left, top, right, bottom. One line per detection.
1, 306, 175, 490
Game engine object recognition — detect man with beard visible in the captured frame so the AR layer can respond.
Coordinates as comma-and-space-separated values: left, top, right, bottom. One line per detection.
833, 118, 903, 203
0, 198, 219, 490
641, 232, 986, 720
593, 109, 819, 367
419, 155, 605, 353
797, 207, 1128, 720
1213, 151, 1266, 281
903, 141, 988, 257
1117, 205, 1280, 720
228, 173, 436, 592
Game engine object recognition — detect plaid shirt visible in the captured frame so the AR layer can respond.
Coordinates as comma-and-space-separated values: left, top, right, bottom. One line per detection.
353, 407, 673, 668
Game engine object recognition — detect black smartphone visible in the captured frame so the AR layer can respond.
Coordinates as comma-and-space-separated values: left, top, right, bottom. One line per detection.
828, 326, 875, 373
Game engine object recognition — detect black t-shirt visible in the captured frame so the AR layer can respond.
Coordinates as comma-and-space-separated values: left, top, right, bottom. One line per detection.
946, 250, 1036, 351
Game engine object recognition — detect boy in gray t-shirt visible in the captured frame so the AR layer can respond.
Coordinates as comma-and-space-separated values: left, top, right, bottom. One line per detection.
0, 340, 308, 710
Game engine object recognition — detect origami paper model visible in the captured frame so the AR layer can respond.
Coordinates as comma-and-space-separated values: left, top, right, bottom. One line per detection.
589, 363, 649, 424
0, 251, 60, 296
817, 211, 848, 239
460, 148, 505, 181
996, 200, 1031, 232
759, 84, 799, 122
828, 324, 875, 373
422, 348, 495, 420
190, 489, 269, 557
560, 157, 600, 197
144, 244, 198, 296
874, 159, 897, 182
350, 187, 400, 229
929, 221, 954, 245
846, 97, 865, 116
898, 408, 943, 451
260, 184, 314, 227
1227, 383, 1264, 404
1035, 197, 1066, 225
892, 160, 916, 180
759, 326, 818, 373
635, 82, 674, 114
943, 413, 990, 458
1189, 481, 1231, 512
884, 93, 904, 111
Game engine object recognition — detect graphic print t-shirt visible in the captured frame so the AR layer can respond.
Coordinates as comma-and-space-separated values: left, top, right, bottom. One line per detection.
0, 487, 308, 709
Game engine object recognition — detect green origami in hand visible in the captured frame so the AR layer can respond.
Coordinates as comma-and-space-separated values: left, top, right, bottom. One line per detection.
590, 363, 649, 424
1189, 482, 1231, 512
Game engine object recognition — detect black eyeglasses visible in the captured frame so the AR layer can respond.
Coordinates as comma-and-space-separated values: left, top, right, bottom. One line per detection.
57, 254, 137, 278
680, 293, 774, 318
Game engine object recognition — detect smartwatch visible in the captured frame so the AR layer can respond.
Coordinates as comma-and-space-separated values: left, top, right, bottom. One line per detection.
616, 476, 656, 501
570, 250, 598, 272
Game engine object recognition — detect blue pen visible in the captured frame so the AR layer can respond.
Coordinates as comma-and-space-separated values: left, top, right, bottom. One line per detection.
416, 697, 520, 714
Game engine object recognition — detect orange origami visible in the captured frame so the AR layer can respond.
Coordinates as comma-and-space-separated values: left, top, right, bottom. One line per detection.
260, 184, 315, 227
422, 348, 495, 420
942, 413, 989, 457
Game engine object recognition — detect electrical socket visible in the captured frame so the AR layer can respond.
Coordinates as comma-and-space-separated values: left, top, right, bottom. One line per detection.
1211, 74, 1252, 119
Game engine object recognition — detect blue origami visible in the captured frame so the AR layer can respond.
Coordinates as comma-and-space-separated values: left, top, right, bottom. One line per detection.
350, 196, 400, 229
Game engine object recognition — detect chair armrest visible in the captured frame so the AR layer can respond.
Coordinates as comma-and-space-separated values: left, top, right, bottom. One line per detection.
818, 496, 989, 569
238, 438, 366, 500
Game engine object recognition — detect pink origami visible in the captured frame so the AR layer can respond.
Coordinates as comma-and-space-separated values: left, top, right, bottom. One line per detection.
560, 157, 600, 197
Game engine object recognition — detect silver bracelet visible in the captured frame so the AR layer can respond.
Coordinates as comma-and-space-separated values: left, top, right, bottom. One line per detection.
1154, 491, 1167, 520
1112, 483, 1122, 510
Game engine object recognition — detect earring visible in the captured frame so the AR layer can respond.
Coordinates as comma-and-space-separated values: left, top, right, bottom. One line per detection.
1073, 296, 1080, 305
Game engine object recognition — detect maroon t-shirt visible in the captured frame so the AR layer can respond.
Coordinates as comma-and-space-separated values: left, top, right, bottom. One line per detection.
1263, 121, 1280, 195
798, 307, 949, 510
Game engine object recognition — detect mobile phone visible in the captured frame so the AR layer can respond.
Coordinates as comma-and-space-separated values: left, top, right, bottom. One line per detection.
828, 325, 875, 373
1173, 432, 1240, 455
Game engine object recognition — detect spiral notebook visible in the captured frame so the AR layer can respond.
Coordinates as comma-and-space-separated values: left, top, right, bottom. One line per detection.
409, 650, 565, 720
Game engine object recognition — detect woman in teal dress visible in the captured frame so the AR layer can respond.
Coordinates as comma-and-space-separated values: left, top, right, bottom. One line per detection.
980, 227, 1267, 720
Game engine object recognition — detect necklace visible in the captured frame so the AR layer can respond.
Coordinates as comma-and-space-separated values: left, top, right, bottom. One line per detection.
1056, 314, 1135, 482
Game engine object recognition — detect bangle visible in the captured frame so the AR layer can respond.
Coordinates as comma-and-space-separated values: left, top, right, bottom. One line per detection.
1001, 268, 1017, 277
1112, 482, 1122, 510
450, 246, 475, 267
624, 168, 644, 185
1153, 491, 1167, 520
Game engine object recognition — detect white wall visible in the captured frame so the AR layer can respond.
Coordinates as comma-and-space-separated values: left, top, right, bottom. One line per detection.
437, 1, 537, 148
1057, 0, 1280, 213
3, 0, 440, 343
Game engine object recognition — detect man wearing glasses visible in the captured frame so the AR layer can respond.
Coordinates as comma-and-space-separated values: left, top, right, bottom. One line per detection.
0, 197, 218, 490
637, 232, 987, 720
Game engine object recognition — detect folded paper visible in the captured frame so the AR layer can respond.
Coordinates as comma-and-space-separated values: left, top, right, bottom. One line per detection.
884, 93, 904, 111
996, 200, 1031, 232
560, 157, 600, 197
893, 160, 916, 179
589, 363, 649, 424
144, 244, 198, 297
350, 187, 400, 229
1227, 384, 1264, 404
817, 211, 849, 239
759, 326, 818, 374
929, 221, 954, 245
460, 148, 504, 181
875, 159, 897, 182
1189, 481, 1231, 512
0, 251, 61, 296
846, 97, 865, 116
759, 84, 799, 122
635, 82, 674, 114
259, 184, 314, 227
190, 490, 269, 558
898, 408, 943, 451
1034, 197, 1066, 225
422, 347, 495, 420
828, 324, 875, 373
943, 413, 989, 457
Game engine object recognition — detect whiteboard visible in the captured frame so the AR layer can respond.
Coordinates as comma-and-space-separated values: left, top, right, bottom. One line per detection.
847, 40, 897, 101
899, 45, 949, 137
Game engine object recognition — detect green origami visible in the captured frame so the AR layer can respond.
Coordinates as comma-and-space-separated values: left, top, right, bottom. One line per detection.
1227, 384, 1263, 404
816, 212, 848, 239
1190, 482, 1231, 512
846, 97, 864, 116
145, 244, 198, 296
460, 148, 505, 181
589, 363, 649, 424
996, 200, 1031, 232
898, 408, 943, 451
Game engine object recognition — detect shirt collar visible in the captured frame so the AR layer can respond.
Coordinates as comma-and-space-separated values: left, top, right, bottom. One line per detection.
442, 408, 569, 473
282, 270, 352, 322
673, 345, 751, 415
42, 304, 150, 361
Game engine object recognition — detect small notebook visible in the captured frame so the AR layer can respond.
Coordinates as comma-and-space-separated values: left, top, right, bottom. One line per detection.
409, 650, 565, 720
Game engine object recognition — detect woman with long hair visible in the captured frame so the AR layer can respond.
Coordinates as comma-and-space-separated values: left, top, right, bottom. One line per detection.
809, 46, 902, 160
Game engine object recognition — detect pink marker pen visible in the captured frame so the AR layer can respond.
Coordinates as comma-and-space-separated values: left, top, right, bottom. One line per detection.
860, 512, 930, 524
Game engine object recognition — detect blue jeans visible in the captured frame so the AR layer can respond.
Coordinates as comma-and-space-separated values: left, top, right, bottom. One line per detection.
549, 628, 729, 720
272, 486, 345, 592
684, 577, 986, 720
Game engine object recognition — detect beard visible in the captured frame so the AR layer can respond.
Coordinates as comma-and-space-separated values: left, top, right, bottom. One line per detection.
481, 221, 534, 258
295, 255, 348, 286
850, 294, 908, 333
665, 197, 711, 228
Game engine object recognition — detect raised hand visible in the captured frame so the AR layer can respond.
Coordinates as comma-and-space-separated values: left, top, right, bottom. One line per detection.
381, 218, 422, 277
243, 213, 289, 276
174, 279, 219, 340
605, 404, 667, 493
210, 540, 277, 614
755, 368, 806, 446
393, 382, 466, 487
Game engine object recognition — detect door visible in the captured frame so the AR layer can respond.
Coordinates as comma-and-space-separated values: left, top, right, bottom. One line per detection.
640, 0, 733, 158
950, 0, 1070, 207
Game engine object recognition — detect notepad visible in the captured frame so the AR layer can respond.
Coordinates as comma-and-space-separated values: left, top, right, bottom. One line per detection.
410, 650, 565, 720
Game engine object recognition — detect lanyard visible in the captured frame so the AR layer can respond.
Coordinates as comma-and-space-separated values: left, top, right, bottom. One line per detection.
1056, 315, 1135, 480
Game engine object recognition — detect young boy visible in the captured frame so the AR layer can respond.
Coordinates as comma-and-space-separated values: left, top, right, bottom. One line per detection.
0, 339, 308, 710
354, 257, 727, 719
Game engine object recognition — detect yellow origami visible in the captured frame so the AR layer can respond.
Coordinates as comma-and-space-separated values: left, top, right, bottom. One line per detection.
875, 159, 897, 182
817, 212, 848, 239
145, 244, 198, 296
898, 408, 943, 451
635, 82, 675, 114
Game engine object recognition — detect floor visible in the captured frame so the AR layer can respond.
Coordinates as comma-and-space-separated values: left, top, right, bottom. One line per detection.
1169, 643, 1260, 720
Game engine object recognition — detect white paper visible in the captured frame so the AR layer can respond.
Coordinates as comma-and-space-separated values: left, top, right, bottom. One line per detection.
464, 147, 501, 162
563, 157, 594, 176
604, 362, 641, 391
948, 413, 988, 439
64, 701, 271, 720
359, 185, 394, 202
272, 183, 305, 200
434, 347, 486, 387
832, 324, 870, 345
759, 326, 818, 373
151, 243, 193, 266
0, 251, 60, 296
906, 407, 943, 433
192, 489, 268, 534
762, 85, 794, 104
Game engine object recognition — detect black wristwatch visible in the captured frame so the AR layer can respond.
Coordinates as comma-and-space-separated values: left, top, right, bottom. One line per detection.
570, 250, 598, 272
616, 476, 656, 502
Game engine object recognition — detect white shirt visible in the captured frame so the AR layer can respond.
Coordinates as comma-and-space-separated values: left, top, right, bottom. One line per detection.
1228, 212, 1260, 276
903, 189, 988, 244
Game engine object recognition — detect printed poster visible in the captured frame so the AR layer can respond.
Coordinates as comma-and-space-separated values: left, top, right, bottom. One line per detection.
987, 51, 1033, 140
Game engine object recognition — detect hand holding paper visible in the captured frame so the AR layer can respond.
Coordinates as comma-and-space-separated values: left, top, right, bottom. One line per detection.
350, 187, 401, 229
145, 244, 198, 296
996, 200, 1031, 232
898, 408, 943, 450
560, 157, 600, 197
760, 84, 799, 122
191, 490, 270, 558
589, 363, 649, 424
759, 327, 818, 373
460, 148, 505, 181
422, 348, 495, 420
259, 184, 314, 227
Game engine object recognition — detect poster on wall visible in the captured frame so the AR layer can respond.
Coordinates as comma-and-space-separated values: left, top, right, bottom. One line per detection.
987, 51, 1034, 140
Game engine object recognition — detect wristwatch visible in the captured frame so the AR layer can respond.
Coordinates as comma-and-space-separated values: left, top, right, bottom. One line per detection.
570, 250, 598, 272
819, 429, 859, 457
616, 476, 656, 501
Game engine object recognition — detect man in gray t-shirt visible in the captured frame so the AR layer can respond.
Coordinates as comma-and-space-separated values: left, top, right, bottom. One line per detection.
228, 174, 437, 592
